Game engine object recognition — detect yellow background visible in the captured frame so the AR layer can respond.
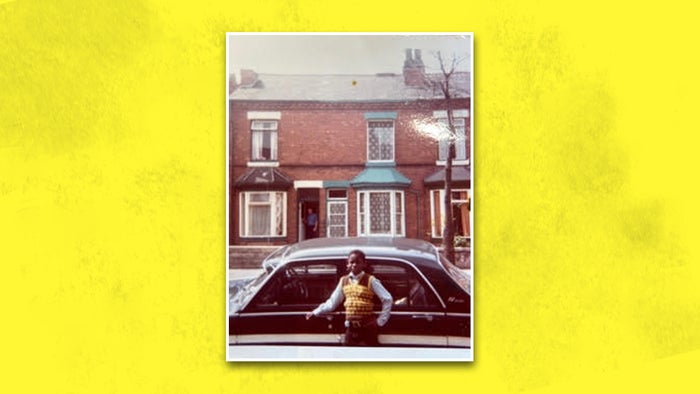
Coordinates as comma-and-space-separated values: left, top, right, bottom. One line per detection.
2, 0, 700, 392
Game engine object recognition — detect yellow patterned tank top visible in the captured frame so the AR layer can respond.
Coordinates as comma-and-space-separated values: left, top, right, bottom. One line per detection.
342, 273, 375, 321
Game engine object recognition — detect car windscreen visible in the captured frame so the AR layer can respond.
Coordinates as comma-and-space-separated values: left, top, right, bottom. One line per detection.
440, 255, 471, 295
229, 270, 269, 314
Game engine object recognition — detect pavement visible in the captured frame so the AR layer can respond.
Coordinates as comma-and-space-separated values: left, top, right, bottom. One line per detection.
227, 344, 473, 361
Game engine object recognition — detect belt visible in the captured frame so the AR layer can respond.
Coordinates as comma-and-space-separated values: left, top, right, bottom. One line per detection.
347, 318, 374, 328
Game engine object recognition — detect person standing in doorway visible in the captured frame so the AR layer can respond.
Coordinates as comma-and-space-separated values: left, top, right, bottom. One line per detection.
304, 207, 318, 239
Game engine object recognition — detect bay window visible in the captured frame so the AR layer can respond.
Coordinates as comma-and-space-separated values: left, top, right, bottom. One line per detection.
430, 189, 471, 238
358, 190, 404, 236
240, 191, 286, 237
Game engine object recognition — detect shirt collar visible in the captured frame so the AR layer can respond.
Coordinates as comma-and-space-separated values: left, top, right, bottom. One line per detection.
349, 271, 365, 280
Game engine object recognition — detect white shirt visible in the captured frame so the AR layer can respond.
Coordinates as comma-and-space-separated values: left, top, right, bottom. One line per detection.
311, 271, 393, 326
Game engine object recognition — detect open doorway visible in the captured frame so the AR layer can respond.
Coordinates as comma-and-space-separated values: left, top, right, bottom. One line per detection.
297, 188, 320, 241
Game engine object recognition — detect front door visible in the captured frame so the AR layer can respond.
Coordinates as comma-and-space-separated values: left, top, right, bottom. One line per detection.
327, 200, 348, 237
297, 188, 320, 241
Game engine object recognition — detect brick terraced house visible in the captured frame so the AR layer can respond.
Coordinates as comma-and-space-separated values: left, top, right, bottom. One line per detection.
228, 49, 472, 256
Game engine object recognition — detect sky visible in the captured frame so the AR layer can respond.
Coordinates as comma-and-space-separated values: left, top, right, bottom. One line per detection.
227, 33, 472, 77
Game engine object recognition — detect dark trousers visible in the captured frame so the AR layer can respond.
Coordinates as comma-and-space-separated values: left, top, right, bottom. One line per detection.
343, 320, 379, 346
305, 226, 317, 239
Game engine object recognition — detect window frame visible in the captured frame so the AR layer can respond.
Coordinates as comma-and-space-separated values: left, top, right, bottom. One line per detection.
366, 120, 395, 163
430, 188, 471, 239
433, 109, 469, 165
239, 191, 287, 238
369, 259, 443, 312
326, 189, 348, 238
437, 117, 467, 162
245, 257, 445, 313
250, 119, 278, 162
357, 190, 405, 237
247, 259, 345, 311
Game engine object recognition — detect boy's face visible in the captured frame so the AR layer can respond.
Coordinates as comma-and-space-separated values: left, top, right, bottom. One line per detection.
347, 253, 366, 275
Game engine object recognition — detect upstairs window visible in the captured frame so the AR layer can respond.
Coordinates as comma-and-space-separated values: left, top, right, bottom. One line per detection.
437, 117, 467, 162
367, 120, 394, 162
251, 120, 278, 161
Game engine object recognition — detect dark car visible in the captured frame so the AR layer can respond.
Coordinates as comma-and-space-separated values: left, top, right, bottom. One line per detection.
228, 237, 471, 348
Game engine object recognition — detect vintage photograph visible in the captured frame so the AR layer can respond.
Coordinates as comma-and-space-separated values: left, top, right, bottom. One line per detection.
226, 33, 473, 361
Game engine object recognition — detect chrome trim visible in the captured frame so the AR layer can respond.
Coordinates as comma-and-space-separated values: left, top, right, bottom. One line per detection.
231, 334, 342, 345
236, 311, 343, 318
388, 311, 444, 316
446, 336, 471, 347
230, 334, 454, 347
235, 311, 456, 318
379, 335, 447, 346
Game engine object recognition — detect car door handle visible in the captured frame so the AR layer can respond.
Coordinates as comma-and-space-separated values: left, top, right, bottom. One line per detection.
411, 314, 434, 322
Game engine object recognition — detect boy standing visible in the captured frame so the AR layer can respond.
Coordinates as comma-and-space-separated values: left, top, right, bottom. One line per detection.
306, 250, 393, 346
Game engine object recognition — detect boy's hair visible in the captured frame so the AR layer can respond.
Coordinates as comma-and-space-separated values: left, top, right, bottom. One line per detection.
348, 249, 366, 263
348, 249, 372, 273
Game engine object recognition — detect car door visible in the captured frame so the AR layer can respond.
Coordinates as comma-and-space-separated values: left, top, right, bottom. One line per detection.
370, 260, 449, 347
229, 260, 346, 346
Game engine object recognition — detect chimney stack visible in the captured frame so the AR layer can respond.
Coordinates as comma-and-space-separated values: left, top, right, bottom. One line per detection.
403, 48, 425, 87
239, 69, 259, 87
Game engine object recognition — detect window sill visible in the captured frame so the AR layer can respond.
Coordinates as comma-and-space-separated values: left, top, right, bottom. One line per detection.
435, 160, 470, 166
359, 234, 405, 237
239, 236, 287, 240
247, 161, 279, 167
366, 161, 396, 166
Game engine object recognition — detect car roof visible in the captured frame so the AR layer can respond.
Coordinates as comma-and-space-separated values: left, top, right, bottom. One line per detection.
262, 237, 442, 271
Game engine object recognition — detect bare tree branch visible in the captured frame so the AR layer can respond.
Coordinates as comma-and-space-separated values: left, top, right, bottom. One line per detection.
432, 50, 464, 263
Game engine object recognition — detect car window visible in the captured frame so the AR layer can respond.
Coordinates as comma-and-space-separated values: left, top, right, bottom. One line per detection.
249, 261, 342, 309
370, 261, 441, 310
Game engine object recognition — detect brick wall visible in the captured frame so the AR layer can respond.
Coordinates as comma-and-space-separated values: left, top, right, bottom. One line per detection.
229, 246, 279, 269
230, 101, 468, 167
229, 99, 470, 246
